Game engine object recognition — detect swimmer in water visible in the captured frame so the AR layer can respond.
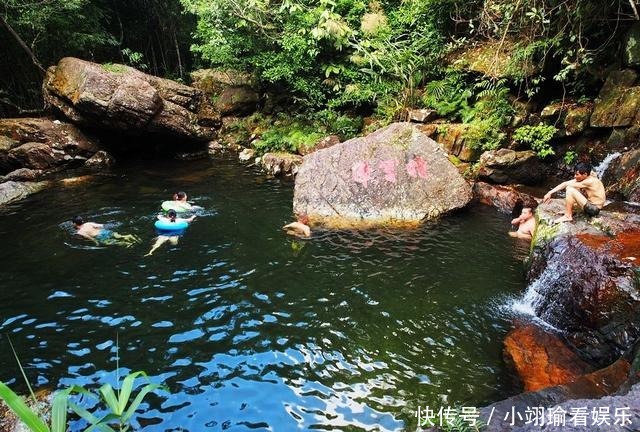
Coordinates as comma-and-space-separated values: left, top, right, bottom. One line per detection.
283, 214, 311, 238
72, 216, 140, 247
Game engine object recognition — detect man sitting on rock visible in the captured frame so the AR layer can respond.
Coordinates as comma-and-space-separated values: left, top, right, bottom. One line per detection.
543, 162, 606, 223
509, 202, 537, 240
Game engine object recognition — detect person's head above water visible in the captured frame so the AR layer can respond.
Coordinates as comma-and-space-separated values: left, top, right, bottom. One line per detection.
167, 209, 177, 221
175, 191, 187, 201
72, 216, 84, 227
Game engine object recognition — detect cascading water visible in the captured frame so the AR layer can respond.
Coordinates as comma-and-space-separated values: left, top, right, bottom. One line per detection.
508, 259, 561, 331
594, 152, 621, 178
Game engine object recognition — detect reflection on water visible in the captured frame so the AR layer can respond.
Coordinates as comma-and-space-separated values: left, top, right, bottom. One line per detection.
0, 156, 528, 431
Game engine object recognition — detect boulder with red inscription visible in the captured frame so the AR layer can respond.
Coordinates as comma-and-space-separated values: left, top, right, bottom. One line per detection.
293, 122, 472, 226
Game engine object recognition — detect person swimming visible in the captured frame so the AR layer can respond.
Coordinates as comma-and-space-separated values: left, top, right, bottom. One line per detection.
283, 214, 311, 237
145, 210, 196, 256
72, 216, 140, 247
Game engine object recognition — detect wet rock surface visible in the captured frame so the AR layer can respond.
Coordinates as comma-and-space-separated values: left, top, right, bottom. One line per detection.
293, 122, 472, 226
44, 57, 217, 141
0, 117, 100, 174
504, 324, 594, 392
0, 180, 50, 205
472, 182, 538, 214
527, 201, 640, 365
480, 359, 632, 431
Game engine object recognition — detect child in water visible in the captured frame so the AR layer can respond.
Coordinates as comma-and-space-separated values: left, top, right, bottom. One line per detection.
145, 210, 195, 256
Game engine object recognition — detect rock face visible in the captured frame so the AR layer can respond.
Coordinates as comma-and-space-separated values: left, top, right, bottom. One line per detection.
477, 149, 544, 185
418, 123, 482, 162
525, 200, 640, 365
190, 68, 259, 116
44, 57, 217, 141
260, 152, 303, 177
590, 69, 640, 128
298, 135, 341, 156
0, 117, 100, 174
504, 324, 593, 392
293, 122, 473, 226
0, 180, 49, 205
480, 359, 632, 431
472, 182, 538, 214
602, 148, 640, 202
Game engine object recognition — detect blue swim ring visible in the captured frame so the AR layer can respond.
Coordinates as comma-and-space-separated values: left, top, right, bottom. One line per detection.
161, 201, 190, 213
154, 219, 189, 231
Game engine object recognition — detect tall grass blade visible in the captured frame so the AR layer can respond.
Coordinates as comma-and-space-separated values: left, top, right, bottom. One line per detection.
7, 336, 39, 407
121, 383, 166, 423
118, 371, 146, 414
0, 381, 49, 432
98, 384, 120, 414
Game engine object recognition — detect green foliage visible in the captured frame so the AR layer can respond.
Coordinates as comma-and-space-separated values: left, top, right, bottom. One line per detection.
101, 63, 128, 74
513, 125, 558, 158
252, 120, 325, 154
423, 72, 472, 119
563, 150, 578, 165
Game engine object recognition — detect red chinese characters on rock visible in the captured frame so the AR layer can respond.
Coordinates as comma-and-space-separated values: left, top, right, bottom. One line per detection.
351, 156, 428, 188
406, 155, 427, 179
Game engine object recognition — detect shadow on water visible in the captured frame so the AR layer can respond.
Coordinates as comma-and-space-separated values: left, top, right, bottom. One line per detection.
0, 156, 530, 431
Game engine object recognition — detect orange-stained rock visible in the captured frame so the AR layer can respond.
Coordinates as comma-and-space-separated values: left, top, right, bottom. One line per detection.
504, 324, 593, 392
576, 229, 640, 263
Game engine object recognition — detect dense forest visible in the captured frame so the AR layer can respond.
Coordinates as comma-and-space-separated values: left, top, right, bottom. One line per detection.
2, 0, 639, 133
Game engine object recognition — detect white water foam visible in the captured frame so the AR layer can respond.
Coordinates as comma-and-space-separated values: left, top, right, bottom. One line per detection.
505, 260, 562, 331
594, 152, 621, 178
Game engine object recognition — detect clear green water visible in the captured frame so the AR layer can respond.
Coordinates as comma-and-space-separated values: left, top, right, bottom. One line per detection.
0, 156, 528, 431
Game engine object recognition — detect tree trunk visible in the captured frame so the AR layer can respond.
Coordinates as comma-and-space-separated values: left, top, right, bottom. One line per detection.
0, 15, 46, 74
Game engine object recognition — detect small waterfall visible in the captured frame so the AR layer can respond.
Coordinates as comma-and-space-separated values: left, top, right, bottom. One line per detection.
507, 260, 561, 330
594, 152, 621, 179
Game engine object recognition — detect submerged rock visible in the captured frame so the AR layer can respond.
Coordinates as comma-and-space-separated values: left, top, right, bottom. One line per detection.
526, 201, 640, 365
44, 57, 217, 141
293, 122, 472, 227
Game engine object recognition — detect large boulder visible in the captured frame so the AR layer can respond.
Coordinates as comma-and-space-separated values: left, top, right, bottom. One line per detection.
524, 200, 640, 365
293, 122, 473, 226
44, 57, 217, 141
477, 149, 544, 185
602, 148, 640, 202
0, 180, 49, 205
260, 152, 303, 177
479, 359, 632, 431
0, 117, 100, 174
190, 68, 259, 116
590, 70, 640, 128
472, 181, 538, 214
418, 123, 482, 162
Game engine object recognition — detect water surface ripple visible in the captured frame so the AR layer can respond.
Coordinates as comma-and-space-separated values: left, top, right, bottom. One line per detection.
0, 157, 528, 431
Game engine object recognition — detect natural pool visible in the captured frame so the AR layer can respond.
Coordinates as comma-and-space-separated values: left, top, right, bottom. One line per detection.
0, 156, 529, 431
